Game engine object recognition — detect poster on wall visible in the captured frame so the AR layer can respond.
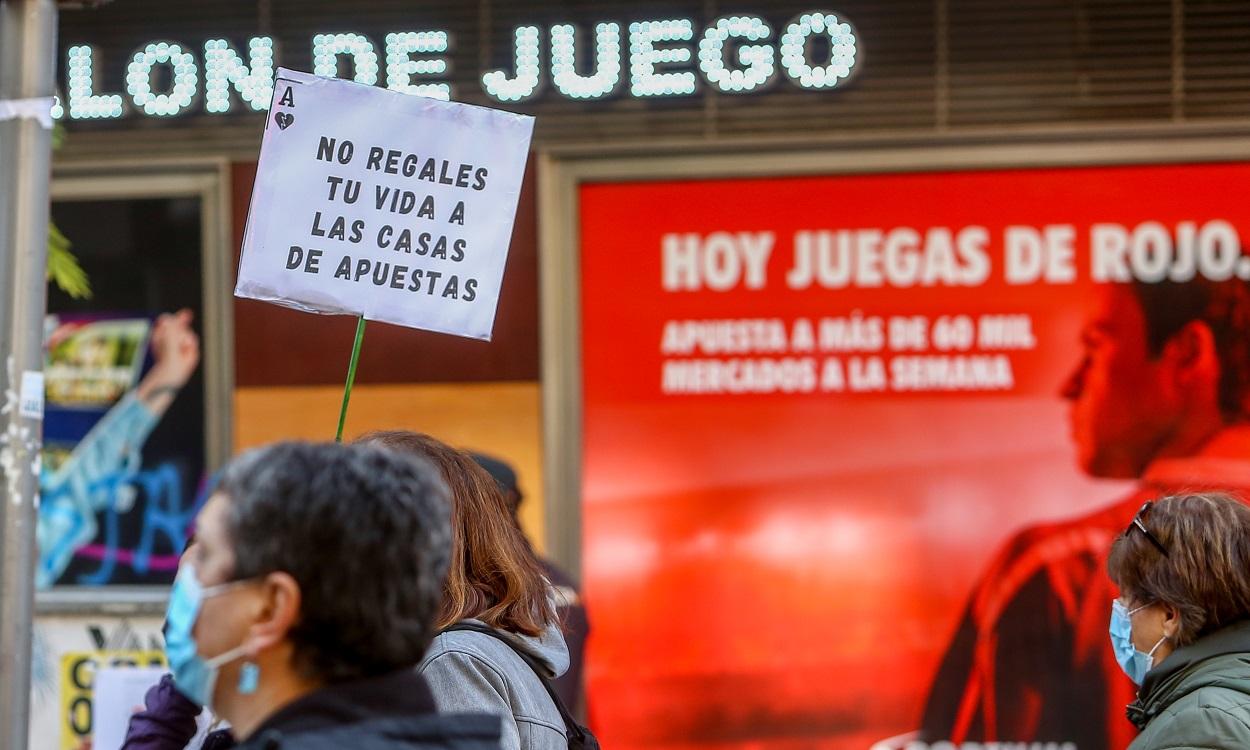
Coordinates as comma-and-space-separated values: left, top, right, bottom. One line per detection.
39, 312, 205, 588
25, 615, 166, 750
578, 163, 1250, 750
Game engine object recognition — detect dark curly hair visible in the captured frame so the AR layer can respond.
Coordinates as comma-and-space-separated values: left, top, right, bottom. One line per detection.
215, 441, 452, 682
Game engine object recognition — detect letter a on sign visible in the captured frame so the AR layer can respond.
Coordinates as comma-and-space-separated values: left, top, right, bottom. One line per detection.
235, 68, 534, 341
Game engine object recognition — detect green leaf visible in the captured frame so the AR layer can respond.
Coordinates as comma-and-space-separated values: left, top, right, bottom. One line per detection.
46, 222, 92, 300
44, 126, 92, 299
45, 125, 90, 299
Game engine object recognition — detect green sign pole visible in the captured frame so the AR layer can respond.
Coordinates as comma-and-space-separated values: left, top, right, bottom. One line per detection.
335, 315, 367, 442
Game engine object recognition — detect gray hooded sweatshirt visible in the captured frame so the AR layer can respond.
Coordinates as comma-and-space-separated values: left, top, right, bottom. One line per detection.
419, 619, 570, 750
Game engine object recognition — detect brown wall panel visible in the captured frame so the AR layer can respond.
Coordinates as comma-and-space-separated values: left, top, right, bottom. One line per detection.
229, 159, 539, 386
234, 382, 545, 549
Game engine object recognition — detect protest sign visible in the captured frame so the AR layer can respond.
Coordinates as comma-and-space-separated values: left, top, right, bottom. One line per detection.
58, 650, 166, 750
235, 68, 534, 341
91, 666, 166, 750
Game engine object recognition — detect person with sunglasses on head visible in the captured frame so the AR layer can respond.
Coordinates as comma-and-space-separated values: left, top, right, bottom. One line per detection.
1107, 493, 1250, 750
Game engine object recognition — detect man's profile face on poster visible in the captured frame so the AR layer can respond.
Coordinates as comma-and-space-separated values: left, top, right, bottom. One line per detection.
1061, 284, 1185, 479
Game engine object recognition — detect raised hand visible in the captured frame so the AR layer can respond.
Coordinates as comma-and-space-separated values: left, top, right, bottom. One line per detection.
147, 309, 200, 390
136, 309, 200, 412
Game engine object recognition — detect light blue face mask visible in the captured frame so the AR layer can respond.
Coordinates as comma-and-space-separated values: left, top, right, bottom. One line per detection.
164, 564, 260, 707
1110, 599, 1168, 685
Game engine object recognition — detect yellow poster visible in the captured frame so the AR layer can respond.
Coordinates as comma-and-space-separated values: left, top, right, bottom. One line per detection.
59, 650, 166, 750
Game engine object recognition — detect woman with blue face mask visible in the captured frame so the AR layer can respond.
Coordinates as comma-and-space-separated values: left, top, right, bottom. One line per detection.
122, 534, 236, 750
1107, 493, 1250, 750
126, 441, 503, 750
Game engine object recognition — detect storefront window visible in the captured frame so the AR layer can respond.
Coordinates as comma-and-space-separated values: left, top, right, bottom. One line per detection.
42, 197, 206, 587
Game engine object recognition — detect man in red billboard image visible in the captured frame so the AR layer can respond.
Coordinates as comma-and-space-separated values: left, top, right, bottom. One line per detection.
921, 276, 1250, 750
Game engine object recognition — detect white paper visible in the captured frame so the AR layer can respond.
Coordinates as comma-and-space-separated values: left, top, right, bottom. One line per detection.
235, 68, 534, 341
0, 97, 54, 129
18, 370, 43, 420
92, 666, 166, 750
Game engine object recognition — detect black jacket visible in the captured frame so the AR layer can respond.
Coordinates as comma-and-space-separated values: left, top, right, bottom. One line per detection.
540, 559, 589, 716
234, 669, 501, 750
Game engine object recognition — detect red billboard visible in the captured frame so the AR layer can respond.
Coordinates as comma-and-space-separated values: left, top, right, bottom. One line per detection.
578, 163, 1250, 750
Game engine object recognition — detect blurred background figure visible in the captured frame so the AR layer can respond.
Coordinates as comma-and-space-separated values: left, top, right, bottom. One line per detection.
470, 452, 590, 718
38, 310, 201, 587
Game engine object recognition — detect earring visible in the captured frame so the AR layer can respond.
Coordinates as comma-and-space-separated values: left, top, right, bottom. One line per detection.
238, 661, 260, 694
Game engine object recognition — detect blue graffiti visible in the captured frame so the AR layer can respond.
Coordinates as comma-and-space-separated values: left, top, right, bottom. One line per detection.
39, 462, 201, 586
36, 390, 197, 588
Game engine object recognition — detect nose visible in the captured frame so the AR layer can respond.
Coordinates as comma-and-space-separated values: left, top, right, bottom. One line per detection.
1060, 359, 1086, 402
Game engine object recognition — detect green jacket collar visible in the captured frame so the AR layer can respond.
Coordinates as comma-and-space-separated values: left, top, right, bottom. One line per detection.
1127, 620, 1250, 729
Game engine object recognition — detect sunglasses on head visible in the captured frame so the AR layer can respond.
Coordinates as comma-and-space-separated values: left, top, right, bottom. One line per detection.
1126, 501, 1170, 558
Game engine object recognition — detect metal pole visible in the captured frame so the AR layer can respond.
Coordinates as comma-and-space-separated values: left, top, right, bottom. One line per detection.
0, 1, 56, 747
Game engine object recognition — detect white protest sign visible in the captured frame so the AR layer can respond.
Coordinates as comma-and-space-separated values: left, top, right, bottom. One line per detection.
235, 68, 534, 340
91, 666, 166, 750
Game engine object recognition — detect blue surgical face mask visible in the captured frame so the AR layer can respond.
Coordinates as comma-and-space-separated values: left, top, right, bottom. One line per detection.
1110, 599, 1169, 685
164, 564, 256, 707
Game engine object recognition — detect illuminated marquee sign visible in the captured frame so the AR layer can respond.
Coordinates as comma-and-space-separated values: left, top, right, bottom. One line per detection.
58, 11, 858, 120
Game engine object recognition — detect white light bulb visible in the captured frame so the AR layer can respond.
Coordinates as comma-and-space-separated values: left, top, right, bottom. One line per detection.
313, 33, 379, 85
204, 37, 274, 113
482, 26, 542, 102
551, 22, 621, 99
66, 45, 125, 120
780, 12, 858, 89
698, 15, 775, 93
126, 41, 197, 117
628, 19, 696, 97
385, 30, 451, 100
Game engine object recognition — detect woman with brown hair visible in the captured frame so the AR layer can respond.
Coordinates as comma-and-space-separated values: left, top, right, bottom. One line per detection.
356, 431, 583, 750
1107, 492, 1250, 750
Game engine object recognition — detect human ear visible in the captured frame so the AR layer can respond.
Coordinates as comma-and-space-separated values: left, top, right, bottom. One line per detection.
1160, 602, 1182, 641
1163, 321, 1219, 399
244, 572, 302, 655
